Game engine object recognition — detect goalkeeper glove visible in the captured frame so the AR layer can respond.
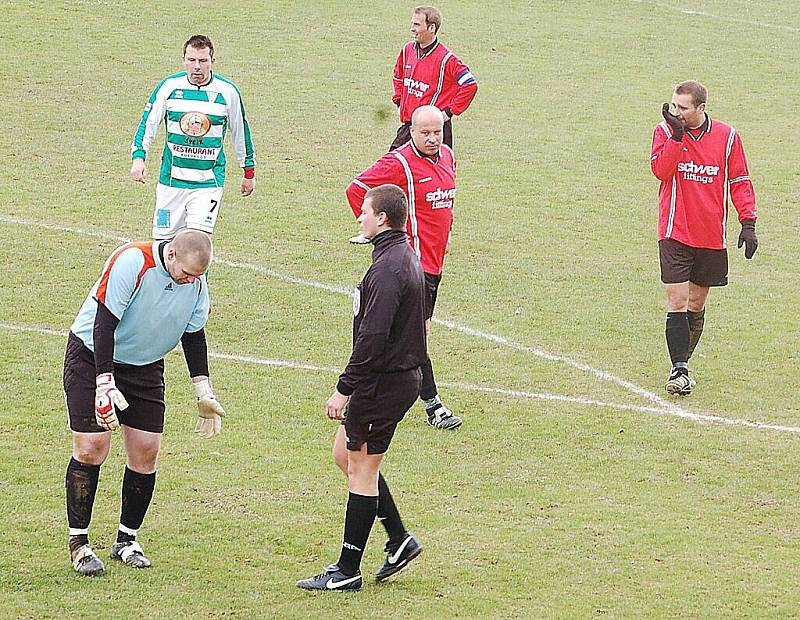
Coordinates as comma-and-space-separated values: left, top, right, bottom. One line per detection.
737, 220, 758, 259
95, 373, 128, 431
661, 103, 684, 141
193, 378, 225, 438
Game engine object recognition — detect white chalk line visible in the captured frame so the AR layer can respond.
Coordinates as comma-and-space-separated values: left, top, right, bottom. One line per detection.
4, 321, 799, 434
0, 214, 683, 415
630, 0, 800, 34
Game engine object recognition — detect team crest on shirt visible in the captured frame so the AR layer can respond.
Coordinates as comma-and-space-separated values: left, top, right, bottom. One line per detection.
352, 286, 361, 316
179, 111, 211, 137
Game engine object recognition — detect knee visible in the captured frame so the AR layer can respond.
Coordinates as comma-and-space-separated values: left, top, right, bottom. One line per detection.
333, 449, 348, 475
73, 443, 108, 466
129, 445, 160, 473
666, 294, 689, 312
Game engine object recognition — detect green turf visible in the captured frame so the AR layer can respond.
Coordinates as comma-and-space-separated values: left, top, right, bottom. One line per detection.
1, 1, 799, 617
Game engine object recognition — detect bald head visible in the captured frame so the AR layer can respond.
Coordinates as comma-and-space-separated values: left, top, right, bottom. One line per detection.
410, 105, 444, 156
166, 230, 213, 284
411, 105, 445, 128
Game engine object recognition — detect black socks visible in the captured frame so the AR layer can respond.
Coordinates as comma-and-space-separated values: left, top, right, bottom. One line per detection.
665, 312, 689, 368
377, 473, 406, 545
118, 467, 156, 541
687, 308, 706, 359
420, 357, 438, 401
66, 457, 101, 555
337, 492, 378, 576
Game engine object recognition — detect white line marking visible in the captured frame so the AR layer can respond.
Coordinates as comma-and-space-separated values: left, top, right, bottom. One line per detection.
4, 321, 799, 434
216, 258, 351, 296
435, 317, 682, 413
629, 0, 800, 33
0, 215, 131, 243
209, 350, 338, 373
0, 215, 682, 413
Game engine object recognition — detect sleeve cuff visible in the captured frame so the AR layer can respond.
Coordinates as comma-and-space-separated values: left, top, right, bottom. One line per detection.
132, 150, 146, 160
244, 167, 255, 179
336, 380, 354, 396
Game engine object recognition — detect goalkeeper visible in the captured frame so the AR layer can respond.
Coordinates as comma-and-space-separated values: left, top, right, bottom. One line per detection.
62, 229, 224, 576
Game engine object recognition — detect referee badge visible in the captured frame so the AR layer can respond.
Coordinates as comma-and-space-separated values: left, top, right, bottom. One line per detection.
352, 286, 361, 316
179, 111, 211, 137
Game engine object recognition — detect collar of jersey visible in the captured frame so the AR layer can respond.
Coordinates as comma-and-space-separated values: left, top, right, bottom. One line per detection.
184, 72, 214, 89
409, 140, 440, 162
155, 240, 171, 277
415, 38, 439, 57
686, 114, 711, 141
371, 229, 407, 255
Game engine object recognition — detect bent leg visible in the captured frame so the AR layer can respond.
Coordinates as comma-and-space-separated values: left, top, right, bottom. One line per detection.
116, 427, 160, 553
67, 432, 111, 556
687, 283, 710, 359
664, 282, 690, 368
333, 424, 348, 476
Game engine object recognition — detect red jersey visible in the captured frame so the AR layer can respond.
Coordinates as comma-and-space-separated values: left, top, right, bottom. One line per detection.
392, 40, 477, 123
346, 142, 456, 276
650, 116, 756, 249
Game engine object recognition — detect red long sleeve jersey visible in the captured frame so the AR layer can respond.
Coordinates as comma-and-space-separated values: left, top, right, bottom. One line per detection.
346, 142, 456, 276
650, 117, 757, 249
392, 40, 477, 123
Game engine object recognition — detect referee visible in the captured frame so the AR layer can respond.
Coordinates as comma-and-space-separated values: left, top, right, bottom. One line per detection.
297, 185, 426, 591
64, 230, 225, 576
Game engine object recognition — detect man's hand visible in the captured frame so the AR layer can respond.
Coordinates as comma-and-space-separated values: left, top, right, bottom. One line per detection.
738, 220, 758, 259
240, 177, 255, 197
326, 390, 349, 421
661, 103, 684, 142
95, 373, 128, 431
130, 159, 147, 184
193, 378, 225, 438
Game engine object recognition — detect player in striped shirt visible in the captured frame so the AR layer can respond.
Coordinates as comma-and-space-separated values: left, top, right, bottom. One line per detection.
389, 6, 478, 151
131, 35, 256, 239
651, 80, 758, 395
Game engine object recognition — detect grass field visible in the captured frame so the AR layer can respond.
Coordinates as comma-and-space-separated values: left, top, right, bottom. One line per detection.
1, 1, 800, 617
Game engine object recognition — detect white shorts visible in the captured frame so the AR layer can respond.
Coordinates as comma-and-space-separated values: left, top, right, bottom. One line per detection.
153, 184, 224, 239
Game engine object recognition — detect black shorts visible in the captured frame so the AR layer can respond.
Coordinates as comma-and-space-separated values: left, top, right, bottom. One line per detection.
344, 368, 422, 455
659, 238, 728, 287
389, 120, 453, 152
63, 332, 166, 433
424, 272, 442, 320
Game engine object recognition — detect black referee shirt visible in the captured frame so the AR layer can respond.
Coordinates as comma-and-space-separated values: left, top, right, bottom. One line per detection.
337, 229, 427, 396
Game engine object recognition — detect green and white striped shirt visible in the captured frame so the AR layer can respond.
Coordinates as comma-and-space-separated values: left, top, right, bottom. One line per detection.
131, 71, 255, 189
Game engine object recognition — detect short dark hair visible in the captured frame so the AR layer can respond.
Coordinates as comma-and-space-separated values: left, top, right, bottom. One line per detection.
183, 35, 214, 59
365, 184, 408, 230
675, 80, 707, 107
414, 6, 442, 32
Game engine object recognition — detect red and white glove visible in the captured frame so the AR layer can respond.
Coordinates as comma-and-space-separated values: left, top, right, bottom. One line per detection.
95, 373, 128, 431
193, 378, 225, 438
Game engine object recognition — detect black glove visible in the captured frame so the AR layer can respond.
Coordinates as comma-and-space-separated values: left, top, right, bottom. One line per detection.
738, 220, 758, 259
661, 103, 684, 142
